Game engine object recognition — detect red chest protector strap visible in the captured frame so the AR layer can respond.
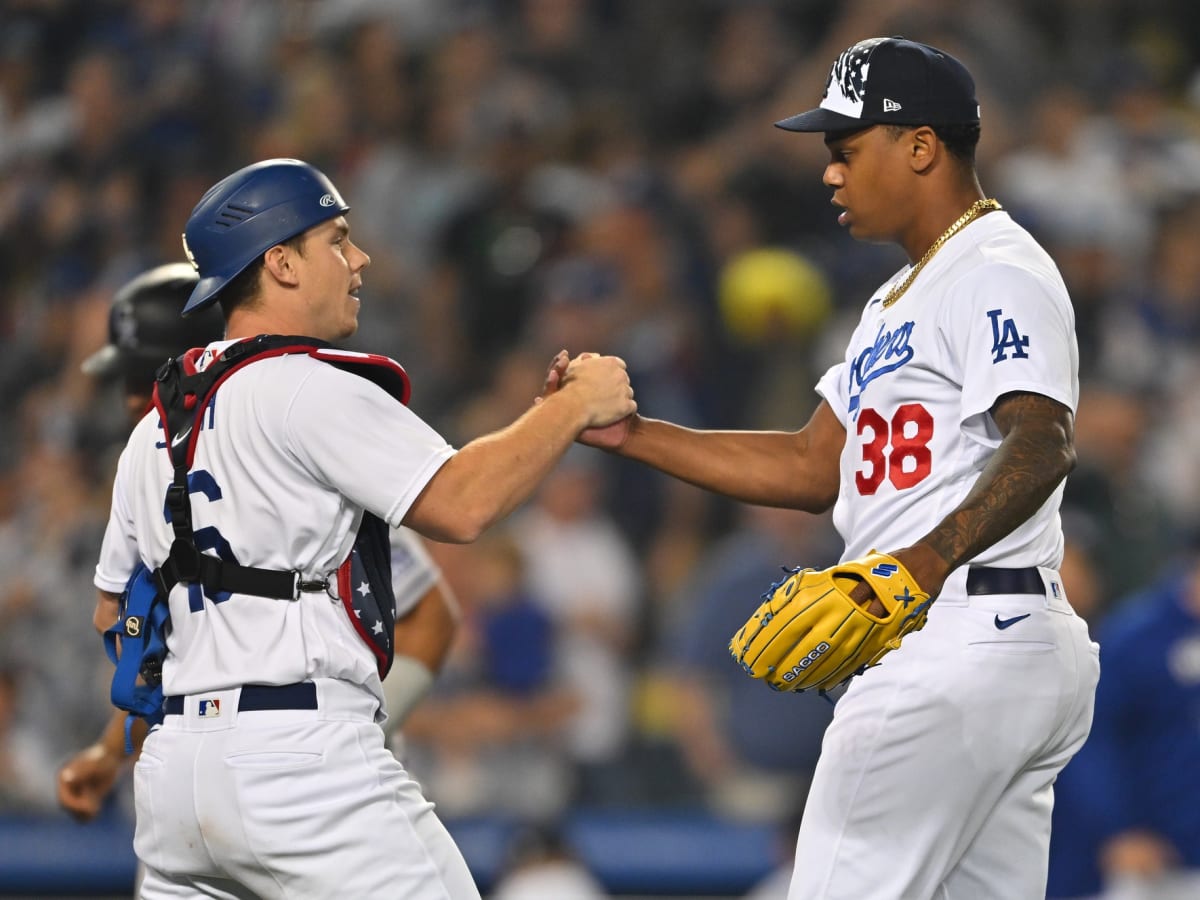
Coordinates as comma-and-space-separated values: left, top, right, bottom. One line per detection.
150, 334, 411, 676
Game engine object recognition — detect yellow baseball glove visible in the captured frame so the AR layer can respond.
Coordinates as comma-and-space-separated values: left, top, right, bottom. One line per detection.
729, 551, 932, 693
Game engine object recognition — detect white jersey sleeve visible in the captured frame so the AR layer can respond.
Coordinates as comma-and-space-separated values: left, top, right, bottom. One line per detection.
285, 363, 456, 527
94, 422, 153, 593
940, 260, 1079, 439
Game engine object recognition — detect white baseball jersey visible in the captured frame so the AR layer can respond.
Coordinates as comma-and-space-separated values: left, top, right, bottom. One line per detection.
816, 210, 1079, 579
790, 211, 1098, 900
94, 340, 456, 704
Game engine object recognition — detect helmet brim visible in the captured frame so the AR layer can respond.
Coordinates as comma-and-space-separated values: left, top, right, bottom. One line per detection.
81, 345, 121, 377
182, 274, 227, 316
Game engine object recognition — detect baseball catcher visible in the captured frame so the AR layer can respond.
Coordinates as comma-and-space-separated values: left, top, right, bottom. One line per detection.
730, 551, 932, 693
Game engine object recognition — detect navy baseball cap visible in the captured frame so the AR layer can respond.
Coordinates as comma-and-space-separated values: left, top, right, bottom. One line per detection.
775, 37, 980, 133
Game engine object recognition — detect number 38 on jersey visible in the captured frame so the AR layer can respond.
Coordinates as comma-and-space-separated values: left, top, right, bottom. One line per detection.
855, 402, 933, 495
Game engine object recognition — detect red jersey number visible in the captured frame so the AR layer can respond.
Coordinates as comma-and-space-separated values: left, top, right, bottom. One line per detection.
854, 403, 934, 495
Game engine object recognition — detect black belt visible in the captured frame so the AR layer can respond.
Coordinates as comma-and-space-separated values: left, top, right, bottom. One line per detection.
164, 682, 317, 716
965, 566, 1044, 596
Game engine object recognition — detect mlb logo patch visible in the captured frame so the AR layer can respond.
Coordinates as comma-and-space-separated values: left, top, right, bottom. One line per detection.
1050, 582, 1060, 599
198, 698, 221, 717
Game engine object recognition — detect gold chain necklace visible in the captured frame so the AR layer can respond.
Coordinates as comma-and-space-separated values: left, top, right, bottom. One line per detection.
881, 198, 1003, 308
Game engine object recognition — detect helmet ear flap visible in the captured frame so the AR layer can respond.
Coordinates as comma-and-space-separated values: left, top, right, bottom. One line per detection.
181, 159, 350, 315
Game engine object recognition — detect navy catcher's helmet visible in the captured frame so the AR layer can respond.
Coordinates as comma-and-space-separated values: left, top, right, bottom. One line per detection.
82, 263, 225, 380
180, 158, 349, 315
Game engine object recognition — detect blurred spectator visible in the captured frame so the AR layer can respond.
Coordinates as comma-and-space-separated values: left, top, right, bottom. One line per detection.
0, 23, 74, 171
0, 663, 58, 812
995, 81, 1150, 268
1046, 535, 1113, 900
489, 822, 609, 900
510, 447, 643, 804
1062, 382, 1176, 607
1105, 199, 1200, 535
1049, 542, 1200, 900
1082, 50, 1200, 223
1100, 199, 1200, 394
506, 0, 619, 105
401, 531, 578, 821
661, 503, 841, 823
421, 51, 576, 399
712, 246, 834, 431
0, 442, 111, 813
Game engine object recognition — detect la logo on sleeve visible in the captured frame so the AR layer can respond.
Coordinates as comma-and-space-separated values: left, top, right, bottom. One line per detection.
986, 309, 1030, 363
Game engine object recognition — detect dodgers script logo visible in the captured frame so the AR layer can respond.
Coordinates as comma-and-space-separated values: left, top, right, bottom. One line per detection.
848, 320, 916, 413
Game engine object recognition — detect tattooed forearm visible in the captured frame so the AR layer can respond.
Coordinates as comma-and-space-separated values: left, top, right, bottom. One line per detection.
921, 392, 1076, 569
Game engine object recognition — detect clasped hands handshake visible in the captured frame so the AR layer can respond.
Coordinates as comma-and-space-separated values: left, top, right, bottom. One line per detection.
537, 349, 638, 449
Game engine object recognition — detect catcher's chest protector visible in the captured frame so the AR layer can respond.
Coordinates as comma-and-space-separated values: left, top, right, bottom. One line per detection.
151, 334, 413, 677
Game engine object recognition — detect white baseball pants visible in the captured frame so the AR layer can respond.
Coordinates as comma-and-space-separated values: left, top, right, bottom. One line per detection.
132, 680, 479, 899
788, 568, 1100, 899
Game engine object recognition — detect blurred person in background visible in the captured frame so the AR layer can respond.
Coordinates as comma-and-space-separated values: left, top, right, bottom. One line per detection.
1050, 539, 1200, 900
662, 503, 840, 823
1103, 199, 1200, 541
489, 821, 609, 900
0, 663, 56, 811
422, 53, 576, 403
1046, 531, 1111, 900
1081, 51, 1200, 221
994, 81, 1151, 272
1062, 381, 1175, 608
0, 431, 112, 813
401, 530, 578, 822
510, 446, 643, 806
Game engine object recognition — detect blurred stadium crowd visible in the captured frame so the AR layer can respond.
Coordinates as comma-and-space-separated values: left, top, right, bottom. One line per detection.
2, 0, 1200, 896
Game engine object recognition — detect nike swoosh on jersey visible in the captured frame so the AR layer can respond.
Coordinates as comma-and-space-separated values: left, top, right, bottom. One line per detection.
994, 613, 1032, 630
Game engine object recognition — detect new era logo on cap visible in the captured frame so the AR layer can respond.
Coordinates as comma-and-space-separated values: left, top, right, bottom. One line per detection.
775, 37, 980, 133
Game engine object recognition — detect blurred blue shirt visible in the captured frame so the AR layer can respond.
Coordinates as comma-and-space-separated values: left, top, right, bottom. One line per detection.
1047, 564, 1200, 897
